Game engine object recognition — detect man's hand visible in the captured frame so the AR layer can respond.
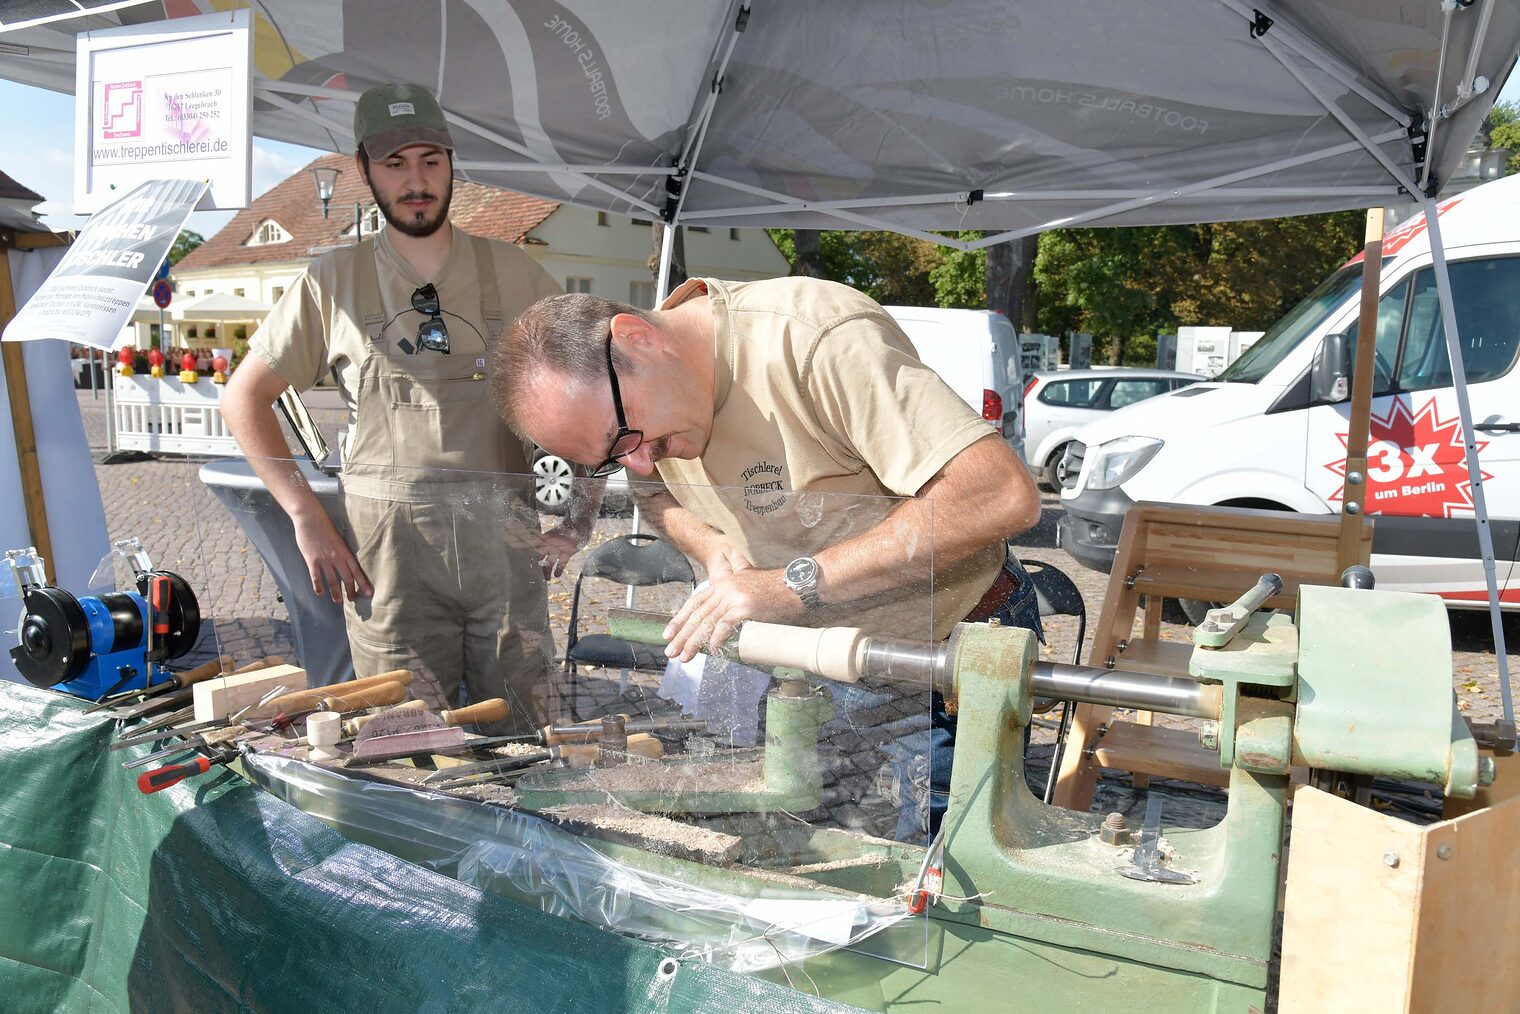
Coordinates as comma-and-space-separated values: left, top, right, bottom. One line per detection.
292, 511, 372, 603
702, 538, 752, 581
662, 568, 806, 663
535, 524, 588, 580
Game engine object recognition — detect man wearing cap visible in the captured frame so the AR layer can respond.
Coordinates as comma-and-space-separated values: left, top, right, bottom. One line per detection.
489, 279, 1044, 827
223, 83, 568, 734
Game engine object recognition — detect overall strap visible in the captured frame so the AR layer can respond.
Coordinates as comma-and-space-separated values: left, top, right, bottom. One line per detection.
471, 235, 504, 334
355, 238, 385, 336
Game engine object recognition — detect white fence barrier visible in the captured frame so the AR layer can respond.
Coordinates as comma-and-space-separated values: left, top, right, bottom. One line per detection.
111, 373, 239, 456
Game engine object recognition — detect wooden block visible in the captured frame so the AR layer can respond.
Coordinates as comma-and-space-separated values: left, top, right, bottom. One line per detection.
1442, 749, 1520, 819
193, 664, 308, 722
1090, 720, 1228, 787
1280, 787, 1520, 1012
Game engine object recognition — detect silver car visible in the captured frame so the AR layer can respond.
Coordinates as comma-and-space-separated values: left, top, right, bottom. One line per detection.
1023, 368, 1203, 488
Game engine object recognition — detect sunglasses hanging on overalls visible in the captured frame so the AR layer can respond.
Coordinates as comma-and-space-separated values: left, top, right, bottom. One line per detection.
410, 283, 450, 354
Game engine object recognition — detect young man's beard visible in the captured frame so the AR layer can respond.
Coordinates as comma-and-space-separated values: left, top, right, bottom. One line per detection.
371, 180, 453, 237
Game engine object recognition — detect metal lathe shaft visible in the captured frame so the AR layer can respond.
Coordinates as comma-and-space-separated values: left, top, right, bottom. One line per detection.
1030, 662, 1219, 720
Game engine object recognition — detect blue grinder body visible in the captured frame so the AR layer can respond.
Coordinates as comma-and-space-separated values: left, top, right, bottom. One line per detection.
65, 590, 157, 698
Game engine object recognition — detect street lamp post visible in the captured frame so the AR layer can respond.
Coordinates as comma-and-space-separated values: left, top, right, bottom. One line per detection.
311, 165, 364, 244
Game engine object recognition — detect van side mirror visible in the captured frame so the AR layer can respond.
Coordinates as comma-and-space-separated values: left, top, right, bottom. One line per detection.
1313, 332, 1351, 403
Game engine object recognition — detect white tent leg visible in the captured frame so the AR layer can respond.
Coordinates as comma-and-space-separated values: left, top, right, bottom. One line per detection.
654, 223, 677, 304
1422, 196, 1514, 737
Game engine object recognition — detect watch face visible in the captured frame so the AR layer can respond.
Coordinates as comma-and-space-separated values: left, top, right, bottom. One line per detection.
785, 557, 817, 586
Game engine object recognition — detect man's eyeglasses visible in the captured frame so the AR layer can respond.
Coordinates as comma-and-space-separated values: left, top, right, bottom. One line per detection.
412, 283, 450, 354
589, 333, 643, 477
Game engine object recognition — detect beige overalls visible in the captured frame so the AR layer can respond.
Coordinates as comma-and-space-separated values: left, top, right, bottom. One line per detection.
338, 236, 549, 735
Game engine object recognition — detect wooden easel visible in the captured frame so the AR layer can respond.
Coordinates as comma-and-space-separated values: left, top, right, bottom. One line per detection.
1050, 502, 1373, 810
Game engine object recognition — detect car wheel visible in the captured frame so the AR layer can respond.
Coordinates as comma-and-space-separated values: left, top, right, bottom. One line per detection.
533, 452, 574, 514
1043, 442, 1072, 491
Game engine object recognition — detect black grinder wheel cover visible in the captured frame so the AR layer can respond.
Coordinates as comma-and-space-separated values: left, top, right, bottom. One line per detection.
11, 586, 90, 687
136, 571, 201, 660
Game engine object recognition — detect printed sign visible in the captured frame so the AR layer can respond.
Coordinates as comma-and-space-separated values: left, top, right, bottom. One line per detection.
75, 10, 251, 213
2, 179, 208, 351
1324, 397, 1489, 518
151, 279, 173, 309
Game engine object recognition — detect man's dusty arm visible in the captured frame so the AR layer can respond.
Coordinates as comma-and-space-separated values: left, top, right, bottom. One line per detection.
663, 434, 1039, 659
221, 356, 372, 602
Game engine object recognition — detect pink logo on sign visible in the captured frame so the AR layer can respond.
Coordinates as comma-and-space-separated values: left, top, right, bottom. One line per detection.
102, 81, 144, 139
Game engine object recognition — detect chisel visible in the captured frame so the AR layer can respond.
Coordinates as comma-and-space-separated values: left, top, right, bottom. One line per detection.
113, 681, 407, 750
111, 686, 290, 749
123, 726, 244, 769
421, 750, 555, 785
237, 670, 413, 720
84, 656, 232, 714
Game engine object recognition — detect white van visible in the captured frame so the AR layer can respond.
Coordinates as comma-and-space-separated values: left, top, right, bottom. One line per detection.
1059, 172, 1520, 609
885, 307, 1024, 458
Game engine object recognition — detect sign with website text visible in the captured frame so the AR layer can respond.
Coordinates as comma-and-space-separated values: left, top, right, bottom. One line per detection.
3, 179, 207, 351
74, 10, 251, 213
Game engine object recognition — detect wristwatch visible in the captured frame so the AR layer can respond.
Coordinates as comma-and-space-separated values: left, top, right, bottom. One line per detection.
783, 557, 824, 610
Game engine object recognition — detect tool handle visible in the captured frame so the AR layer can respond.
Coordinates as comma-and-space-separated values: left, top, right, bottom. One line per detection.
172, 655, 233, 688
321, 681, 408, 713
138, 756, 211, 793
348, 700, 428, 735
442, 699, 510, 727
272, 670, 413, 714
559, 734, 663, 768
232, 655, 286, 674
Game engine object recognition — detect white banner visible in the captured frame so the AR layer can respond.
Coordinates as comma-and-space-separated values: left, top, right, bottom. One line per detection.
74, 9, 252, 213
2, 179, 208, 351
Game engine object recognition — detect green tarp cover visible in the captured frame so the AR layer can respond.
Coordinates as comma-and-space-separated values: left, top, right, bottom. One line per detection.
0, 685, 858, 1013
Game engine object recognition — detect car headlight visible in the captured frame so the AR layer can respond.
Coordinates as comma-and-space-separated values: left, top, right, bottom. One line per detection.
1087, 436, 1163, 491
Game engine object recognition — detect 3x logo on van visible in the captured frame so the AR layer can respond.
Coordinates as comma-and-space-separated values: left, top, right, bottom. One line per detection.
1325, 397, 1489, 518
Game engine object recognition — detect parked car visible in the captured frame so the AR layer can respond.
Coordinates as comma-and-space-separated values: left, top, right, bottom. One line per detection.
532, 449, 631, 515
1059, 171, 1520, 611
885, 306, 1024, 459
1024, 368, 1203, 488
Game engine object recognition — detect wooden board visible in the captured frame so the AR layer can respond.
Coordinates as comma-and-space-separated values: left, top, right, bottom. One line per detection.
1280, 787, 1520, 1011
193, 664, 308, 722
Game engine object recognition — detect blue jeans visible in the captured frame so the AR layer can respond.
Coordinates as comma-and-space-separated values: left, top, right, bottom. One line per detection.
927, 552, 1043, 836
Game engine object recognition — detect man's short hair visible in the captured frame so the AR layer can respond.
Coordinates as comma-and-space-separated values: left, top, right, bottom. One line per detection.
491, 293, 651, 438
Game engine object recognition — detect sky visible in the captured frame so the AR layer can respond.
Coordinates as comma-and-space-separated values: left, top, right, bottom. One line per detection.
4, 64, 1520, 240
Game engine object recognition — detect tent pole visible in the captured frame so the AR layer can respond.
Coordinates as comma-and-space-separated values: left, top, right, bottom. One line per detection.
1336, 208, 1384, 573
0, 244, 55, 569
654, 223, 677, 304
1422, 196, 1514, 741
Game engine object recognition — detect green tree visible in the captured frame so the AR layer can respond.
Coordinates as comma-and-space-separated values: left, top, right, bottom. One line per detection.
168, 228, 204, 265
1487, 100, 1520, 176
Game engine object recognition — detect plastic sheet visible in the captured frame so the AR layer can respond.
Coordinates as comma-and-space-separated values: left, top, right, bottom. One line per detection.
0, 683, 865, 1012
245, 751, 911, 973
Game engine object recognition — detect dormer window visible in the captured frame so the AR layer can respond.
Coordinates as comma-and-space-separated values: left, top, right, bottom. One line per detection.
248, 220, 289, 246
348, 205, 386, 238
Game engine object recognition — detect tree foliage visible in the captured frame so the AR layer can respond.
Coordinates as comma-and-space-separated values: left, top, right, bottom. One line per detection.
168, 229, 205, 265
1487, 100, 1520, 177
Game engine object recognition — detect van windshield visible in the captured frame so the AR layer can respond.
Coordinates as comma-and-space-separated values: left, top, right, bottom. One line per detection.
1216, 263, 1370, 383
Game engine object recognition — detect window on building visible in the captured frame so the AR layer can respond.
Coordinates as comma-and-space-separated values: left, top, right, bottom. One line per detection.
597, 212, 609, 227
566, 277, 594, 294
631, 217, 652, 226
630, 280, 656, 308
248, 220, 289, 246
350, 206, 385, 237
184, 290, 195, 298
272, 286, 285, 301
688, 225, 709, 234
234, 288, 245, 298
729, 228, 740, 241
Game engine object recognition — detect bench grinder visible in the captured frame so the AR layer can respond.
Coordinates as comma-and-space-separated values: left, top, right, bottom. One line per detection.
6, 542, 200, 700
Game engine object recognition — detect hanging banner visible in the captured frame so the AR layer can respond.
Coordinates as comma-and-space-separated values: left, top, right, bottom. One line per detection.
74, 9, 252, 213
2, 179, 207, 351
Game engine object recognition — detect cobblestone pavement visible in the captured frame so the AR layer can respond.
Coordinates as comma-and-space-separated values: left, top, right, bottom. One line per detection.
76, 385, 1520, 832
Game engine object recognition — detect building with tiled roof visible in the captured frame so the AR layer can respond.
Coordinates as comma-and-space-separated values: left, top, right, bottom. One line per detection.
171, 153, 787, 341
0, 168, 44, 225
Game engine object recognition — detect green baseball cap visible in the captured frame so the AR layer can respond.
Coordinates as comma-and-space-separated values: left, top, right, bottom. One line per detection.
353, 83, 454, 160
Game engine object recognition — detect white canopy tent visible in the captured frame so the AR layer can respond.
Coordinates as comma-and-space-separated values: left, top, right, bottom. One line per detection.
1, 0, 1516, 726
171, 291, 274, 325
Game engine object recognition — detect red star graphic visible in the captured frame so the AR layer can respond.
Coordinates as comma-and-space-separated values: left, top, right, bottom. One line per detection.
1325, 398, 1490, 519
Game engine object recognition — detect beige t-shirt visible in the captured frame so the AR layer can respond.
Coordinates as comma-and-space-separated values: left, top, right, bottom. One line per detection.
648, 277, 1005, 639
250, 224, 561, 476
